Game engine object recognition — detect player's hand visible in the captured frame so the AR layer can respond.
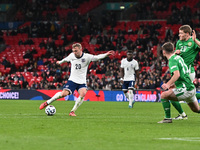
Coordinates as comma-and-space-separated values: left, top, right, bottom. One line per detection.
119, 78, 124, 84
192, 30, 196, 42
175, 50, 181, 54
169, 84, 175, 89
161, 83, 169, 91
106, 50, 115, 56
56, 61, 60, 65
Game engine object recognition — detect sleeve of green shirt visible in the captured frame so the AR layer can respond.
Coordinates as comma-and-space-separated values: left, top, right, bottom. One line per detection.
169, 59, 179, 74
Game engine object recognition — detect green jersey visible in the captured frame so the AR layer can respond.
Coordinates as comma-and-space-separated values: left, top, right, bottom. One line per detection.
168, 54, 195, 91
175, 37, 200, 73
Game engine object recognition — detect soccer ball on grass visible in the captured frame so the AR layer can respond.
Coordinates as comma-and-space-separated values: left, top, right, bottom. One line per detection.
45, 105, 56, 116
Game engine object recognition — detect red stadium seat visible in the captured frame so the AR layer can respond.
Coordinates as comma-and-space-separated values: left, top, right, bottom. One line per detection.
36, 76, 43, 83
162, 66, 169, 73
47, 76, 54, 82
14, 80, 18, 85
90, 69, 96, 75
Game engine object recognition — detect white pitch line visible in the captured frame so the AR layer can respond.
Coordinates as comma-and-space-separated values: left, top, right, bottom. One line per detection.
157, 137, 200, 142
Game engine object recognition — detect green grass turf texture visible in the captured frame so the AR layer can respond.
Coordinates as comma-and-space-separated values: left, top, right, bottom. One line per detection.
0, 100, 199, 150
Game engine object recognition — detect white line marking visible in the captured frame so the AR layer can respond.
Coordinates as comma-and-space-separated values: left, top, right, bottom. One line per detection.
157, 137, 200, 142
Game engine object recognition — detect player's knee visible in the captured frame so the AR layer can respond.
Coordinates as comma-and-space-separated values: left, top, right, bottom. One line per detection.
80, 92, 87, 97
161, 92, 167, 99
128, 90, 133, 94
79, 88, 87, 97
123, 90, 128, 94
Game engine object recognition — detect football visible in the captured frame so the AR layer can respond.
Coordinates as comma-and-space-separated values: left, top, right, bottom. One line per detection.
45, 105, 56, 116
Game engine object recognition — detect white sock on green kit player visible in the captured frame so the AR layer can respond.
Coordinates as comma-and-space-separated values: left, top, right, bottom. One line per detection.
47, 92, 62, 104
173, 112, 188, 120
71, 96, 84, 112
181, 112, 186, 117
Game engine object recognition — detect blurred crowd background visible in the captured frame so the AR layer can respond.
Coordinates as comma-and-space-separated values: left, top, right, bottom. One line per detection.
0, 0, 200, 91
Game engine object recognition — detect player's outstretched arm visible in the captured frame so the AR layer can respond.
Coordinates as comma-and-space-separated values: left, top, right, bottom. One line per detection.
92, 50, 115, 61
56, 57, 68, 65
106, 50, 115, 56
56, 61, 60, 65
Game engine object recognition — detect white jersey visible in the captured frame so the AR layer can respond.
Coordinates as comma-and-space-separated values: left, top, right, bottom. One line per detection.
59, 53, 107, 84
120, 58, 139, 81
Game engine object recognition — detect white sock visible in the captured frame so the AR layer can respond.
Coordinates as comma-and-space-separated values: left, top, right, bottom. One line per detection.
128, 90, 134, 106
47, 92, 62, 104
124, 92, 129, 100
71, 96, 84, 112
181, 112, 186, 117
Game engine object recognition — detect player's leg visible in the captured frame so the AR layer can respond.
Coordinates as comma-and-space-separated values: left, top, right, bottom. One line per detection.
39, 91, 63, 110
187, 101, 200, 113
122, 81, 129, 99
123, 90, 129, 100
69, 84, 87, 116
170, 101, 187, 120
128, 89, 134, 108
48, 90, 69, 104
122, 81, 131, 107
186, 90, 200, 113
127, 81, 135, 108
158, 98, 171, 123
190, 72, 200, 99
39, 90, 69, 110
70, 88, 87, 113
158, 89, 178, 123
39, 80, 74, 110
175, 88, 200, 113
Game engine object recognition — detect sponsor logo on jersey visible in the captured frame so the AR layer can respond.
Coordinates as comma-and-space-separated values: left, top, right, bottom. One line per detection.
188, 42, 192, 46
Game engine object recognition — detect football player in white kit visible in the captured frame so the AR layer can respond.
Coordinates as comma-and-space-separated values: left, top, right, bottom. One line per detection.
120, 50, 139, 108
39, 43, 114, 116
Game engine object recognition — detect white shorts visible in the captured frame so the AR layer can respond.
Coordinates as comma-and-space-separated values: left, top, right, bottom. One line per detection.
189, 72, 195, 82
173, 87, 197, 104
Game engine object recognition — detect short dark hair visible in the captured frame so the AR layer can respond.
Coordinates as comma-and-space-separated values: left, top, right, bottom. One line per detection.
127, 50, 133, 54
179, 25, 192, 35
162, 42, 174, 53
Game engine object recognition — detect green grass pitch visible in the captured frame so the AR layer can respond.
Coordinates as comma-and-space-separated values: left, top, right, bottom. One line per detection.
0, 100, 199, 150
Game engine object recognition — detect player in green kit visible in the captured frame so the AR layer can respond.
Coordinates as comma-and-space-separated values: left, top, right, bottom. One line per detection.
170, 25, 200, 120
158, 42, 200, 123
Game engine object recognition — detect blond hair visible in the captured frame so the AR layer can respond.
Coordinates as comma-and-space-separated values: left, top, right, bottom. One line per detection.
72, 43, 82, 49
